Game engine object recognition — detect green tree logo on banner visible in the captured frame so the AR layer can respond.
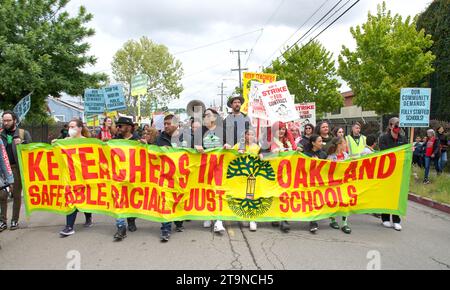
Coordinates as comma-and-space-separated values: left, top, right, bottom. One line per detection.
226, 155, 275, 219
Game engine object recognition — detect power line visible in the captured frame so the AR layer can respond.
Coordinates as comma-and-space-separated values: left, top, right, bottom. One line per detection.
299, 0, 353, 44
278, 0, 344, 63
173, 28, 263, 55
280, 0, 360, 65
262, 0, 332, 67
245, 0, 286, 66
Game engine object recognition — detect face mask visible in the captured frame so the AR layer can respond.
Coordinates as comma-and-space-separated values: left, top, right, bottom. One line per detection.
392, 127, 400, 134
68, 128, 78, 137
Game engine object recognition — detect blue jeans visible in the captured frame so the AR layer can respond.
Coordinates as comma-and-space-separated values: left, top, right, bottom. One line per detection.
439, 151, 447, 171
115, 218, 136, 228
116, 218, 126, 228
424, 156, 441, 180
161, 221, 183, 234
66, 210, 91, 228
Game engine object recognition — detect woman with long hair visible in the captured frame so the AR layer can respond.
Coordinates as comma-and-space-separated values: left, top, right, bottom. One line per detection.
195, 108, 228, 234
327, 137, 352, 234
270, 122, 297, 233
270, 121, 297, 153
303, 134, 328, 233
298, 123, 315, 152
97, 117, 116, 141
59, 119, 93, 237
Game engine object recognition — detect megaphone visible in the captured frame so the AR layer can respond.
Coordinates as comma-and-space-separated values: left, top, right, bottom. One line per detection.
186, 100, 205, 120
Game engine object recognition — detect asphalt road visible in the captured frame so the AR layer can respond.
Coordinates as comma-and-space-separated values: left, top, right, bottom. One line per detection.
1, 200, 449, 270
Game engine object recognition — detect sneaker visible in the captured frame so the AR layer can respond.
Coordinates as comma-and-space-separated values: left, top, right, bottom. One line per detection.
175, 226, 185, 232
329, 219, 340, 230
160, 232, 170, 242
0, 222, 7, 232
249, 221, 257, 232
280, 221, 290, 233
309, 221, 318, 233
241, 221, 250, 227
271, 221, 280, 227
341, 225, 352, 234
59, 226, 75, 237
10, 221, 18, 231
127, 219, 137, 232
113, 226, 127, 242
203, 220, 212, 228
382, 221, 392, 228
393, 223, 402, 231
423, 179, 430, 184
83, 218, 93, 228
214, 220, 226, 233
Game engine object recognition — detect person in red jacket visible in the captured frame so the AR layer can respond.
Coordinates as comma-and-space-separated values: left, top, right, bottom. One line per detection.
423, 129, 442, 184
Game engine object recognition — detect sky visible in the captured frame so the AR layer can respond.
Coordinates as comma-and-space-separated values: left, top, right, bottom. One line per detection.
65, 0, 433, 110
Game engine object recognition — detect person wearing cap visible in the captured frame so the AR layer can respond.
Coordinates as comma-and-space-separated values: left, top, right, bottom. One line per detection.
346, 122, 367, 158
223, 95, 252, 149
112, 117, 140, 242
378, 117, 407, 231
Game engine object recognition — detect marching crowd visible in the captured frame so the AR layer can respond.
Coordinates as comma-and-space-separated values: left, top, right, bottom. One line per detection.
0, 96, 448, 243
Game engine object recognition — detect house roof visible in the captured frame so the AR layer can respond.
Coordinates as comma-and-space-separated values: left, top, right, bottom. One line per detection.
47, 96, 84, 112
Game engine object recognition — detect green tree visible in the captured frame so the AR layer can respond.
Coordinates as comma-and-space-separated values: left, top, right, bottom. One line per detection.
0, 0, 107, 121
111, 37, 184, 116
416, 0, 450, 121
338, 2, 435, 115
264, 41, 343, 116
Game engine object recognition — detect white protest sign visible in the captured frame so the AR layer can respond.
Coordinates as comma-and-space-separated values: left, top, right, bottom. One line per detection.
248, 81, 271, 127
259, 80, 299, 123
295, 102, 316, 128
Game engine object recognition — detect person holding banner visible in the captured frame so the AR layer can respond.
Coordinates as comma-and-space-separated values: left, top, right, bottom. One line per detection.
327, 137, 352, 234
0, 137, 14, 232
314, 121, 333, 154
346, 122, 367, 158
0, 111, 32, 231
224, 96, 251, 149
379, 117, 407, 231
157, 114, 185, 242
233, 129, 262, 232
303, 134, 328, 234
59, 119, 93, 237
270, 121, 297, 233
195, 108, 227, 234
113, 117, 140, 242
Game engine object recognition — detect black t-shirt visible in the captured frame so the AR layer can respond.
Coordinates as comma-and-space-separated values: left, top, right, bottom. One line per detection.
4, 129, 16, 165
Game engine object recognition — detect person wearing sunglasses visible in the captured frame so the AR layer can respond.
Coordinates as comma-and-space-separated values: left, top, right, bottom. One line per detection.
378, 117, 407, 231
112, 117, 140, 242
298, 124, 315, 152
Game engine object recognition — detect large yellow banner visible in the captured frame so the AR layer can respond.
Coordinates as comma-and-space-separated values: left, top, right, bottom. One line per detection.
242, 72, 277, 114
17, 139, 412, 222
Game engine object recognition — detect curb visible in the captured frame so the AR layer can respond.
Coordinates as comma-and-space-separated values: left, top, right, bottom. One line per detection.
408, 193, 450, 215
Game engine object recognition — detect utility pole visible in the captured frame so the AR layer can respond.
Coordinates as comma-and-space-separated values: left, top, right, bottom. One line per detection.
230, 49, 248, 91
218, 82, 227, 113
